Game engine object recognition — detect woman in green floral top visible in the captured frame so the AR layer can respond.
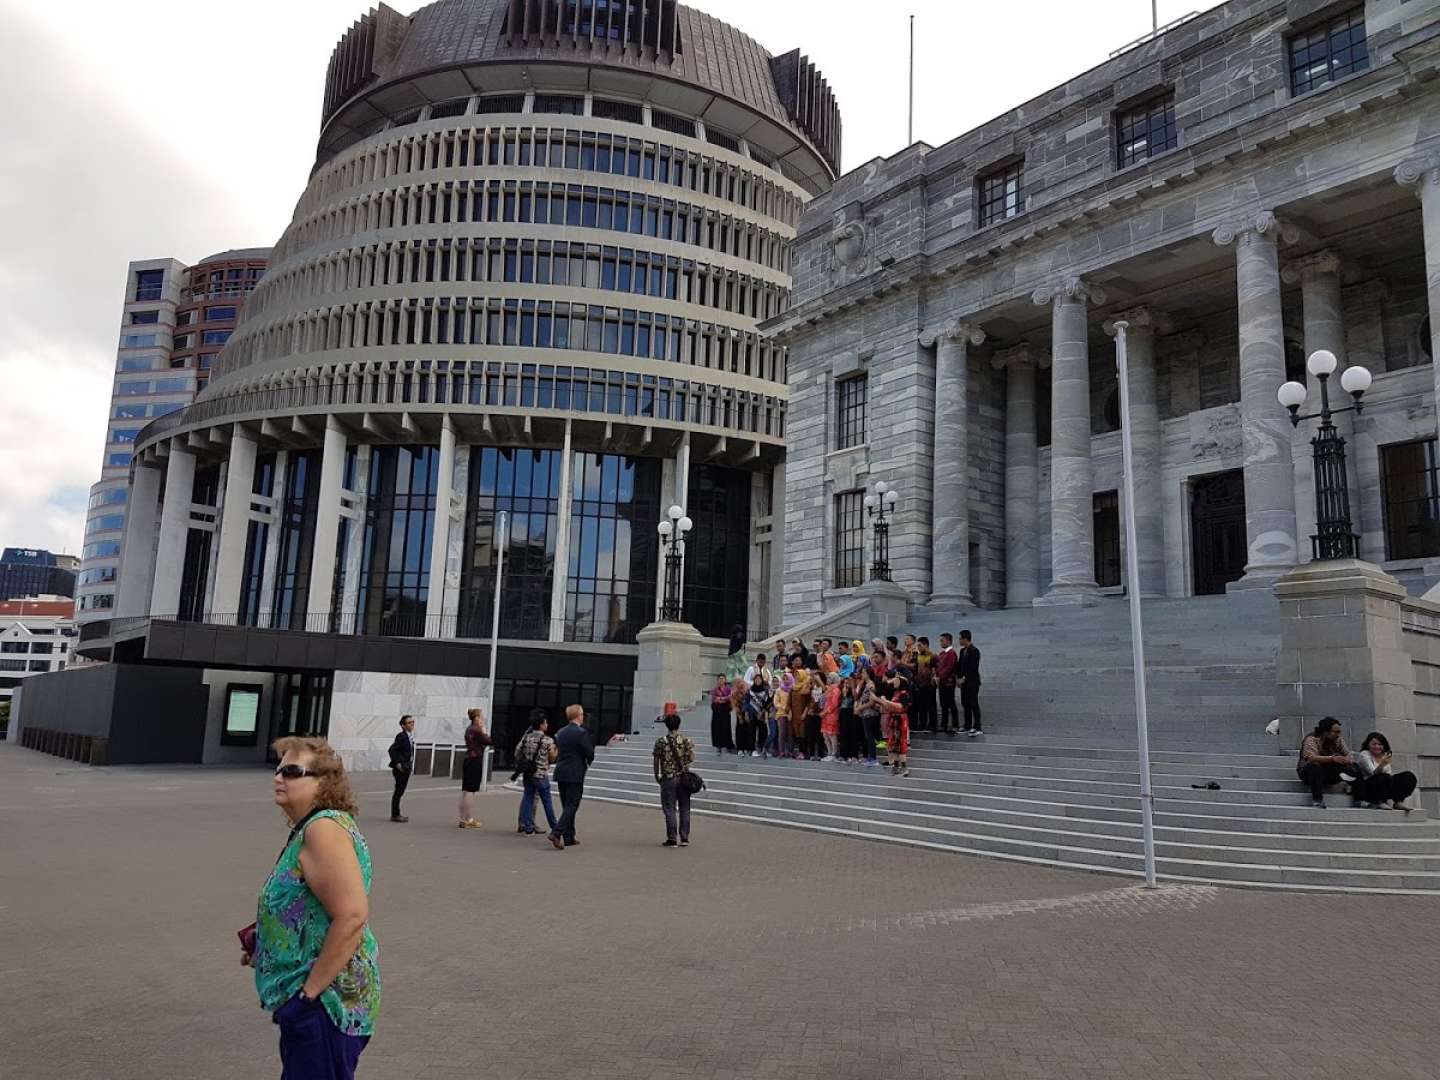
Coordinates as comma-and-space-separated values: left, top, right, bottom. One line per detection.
243, 736, 381, 1078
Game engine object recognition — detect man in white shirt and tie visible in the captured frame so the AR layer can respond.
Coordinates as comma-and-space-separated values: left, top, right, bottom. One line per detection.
388, 714, 417, 822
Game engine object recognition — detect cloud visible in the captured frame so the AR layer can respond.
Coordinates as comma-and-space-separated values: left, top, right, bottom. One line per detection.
0, 12, 261, 555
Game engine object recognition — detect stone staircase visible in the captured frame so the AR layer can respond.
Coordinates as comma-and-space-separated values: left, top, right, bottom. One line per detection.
586, 730, 1440, 893
897, 591, 1282, 751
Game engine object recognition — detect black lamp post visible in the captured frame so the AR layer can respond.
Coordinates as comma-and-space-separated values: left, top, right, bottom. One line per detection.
864, 481, 900, 582
1277, 348, 1372, 561
657, 503, 692, 621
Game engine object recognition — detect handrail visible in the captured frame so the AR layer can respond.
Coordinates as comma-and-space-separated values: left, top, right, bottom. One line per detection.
740, 595, 871, 657
414, 741, 492, 790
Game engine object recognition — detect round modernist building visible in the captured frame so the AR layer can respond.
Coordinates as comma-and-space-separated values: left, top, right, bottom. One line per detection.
118, 0, 840, 665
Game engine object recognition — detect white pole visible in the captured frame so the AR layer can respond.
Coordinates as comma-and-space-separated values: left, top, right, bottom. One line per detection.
1114, 322, 1158, 889
907, 15, 915, 146
486, 509, 508, 721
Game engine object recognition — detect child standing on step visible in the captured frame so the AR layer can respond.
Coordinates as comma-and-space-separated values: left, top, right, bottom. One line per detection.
881, 673, 912, 777
821, 673, 841, 761
769, 674, 789, 759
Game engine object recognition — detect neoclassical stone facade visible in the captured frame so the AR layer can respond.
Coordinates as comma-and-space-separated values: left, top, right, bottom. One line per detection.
768, 0, 1440, 622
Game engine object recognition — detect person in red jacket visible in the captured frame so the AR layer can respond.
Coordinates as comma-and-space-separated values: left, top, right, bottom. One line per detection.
934, 632, 959, 736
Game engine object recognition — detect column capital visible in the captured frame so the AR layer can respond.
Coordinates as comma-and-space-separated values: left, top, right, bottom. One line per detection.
1281, 248, 1344, 286
1394, 153, 1440, 190
991, 341, 1047, 371
1211, 210, 1299, 248
1031, 276, 1106, 307
1103, 306, 1173, 338
1158, 328, 1206, 360
922, 320, 986, 348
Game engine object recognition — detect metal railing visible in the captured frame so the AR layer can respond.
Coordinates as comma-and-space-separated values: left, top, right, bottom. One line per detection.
414, 741, 492, 790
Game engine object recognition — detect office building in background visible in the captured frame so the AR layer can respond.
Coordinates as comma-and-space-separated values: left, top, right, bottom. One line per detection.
0, 549, 77, 602
76, 250, 270, 623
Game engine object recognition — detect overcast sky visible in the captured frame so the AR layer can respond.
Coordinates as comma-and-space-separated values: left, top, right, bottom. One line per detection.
0, 0, 1221, 557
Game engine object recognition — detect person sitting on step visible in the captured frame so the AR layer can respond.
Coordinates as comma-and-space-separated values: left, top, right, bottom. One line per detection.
1297, 716, 1352, 809
1351, 731, 1419, 811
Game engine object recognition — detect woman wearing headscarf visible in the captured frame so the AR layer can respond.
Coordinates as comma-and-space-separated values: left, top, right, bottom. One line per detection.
788, 655, 811, 758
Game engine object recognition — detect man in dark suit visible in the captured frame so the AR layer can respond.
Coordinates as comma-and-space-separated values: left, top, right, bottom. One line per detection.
388, 714, 417, 822
935, 633, 959, 736
550, 703, 595, 848
959, 630, 983, 737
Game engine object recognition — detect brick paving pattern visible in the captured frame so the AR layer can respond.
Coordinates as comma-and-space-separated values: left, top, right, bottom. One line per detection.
2, 743, 1438, 1080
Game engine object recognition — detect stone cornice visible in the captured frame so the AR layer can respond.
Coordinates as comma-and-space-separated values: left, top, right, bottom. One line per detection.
1281, 249, 1344, 286
1211, 210, 1299, 248
1032, 276, 1106, 307
1103, 306, 1173, 337
771, 60, 1437, 338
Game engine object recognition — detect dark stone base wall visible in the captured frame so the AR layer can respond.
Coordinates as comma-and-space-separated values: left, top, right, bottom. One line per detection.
14, 664, 208, 765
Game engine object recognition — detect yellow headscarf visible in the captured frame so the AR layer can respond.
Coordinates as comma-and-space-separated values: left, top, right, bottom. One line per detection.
850, 640, 865, 658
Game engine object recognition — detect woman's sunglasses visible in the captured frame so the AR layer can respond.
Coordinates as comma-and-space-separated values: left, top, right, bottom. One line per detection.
274, 764, 321, 780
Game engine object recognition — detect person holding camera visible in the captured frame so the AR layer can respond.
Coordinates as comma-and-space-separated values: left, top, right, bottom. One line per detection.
1351, 731, 1419, 810
515, 711, 560, 841
457, 708, 490, 830
653, 709, 696, 847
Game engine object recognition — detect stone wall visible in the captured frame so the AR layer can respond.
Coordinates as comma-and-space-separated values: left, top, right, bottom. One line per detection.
1401, 600, 1440, 809
328, 671, 490, 773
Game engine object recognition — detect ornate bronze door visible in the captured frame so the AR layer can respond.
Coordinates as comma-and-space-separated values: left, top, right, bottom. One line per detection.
1190, 470, 1246, 595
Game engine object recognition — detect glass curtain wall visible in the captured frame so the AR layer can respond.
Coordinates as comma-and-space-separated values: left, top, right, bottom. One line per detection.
460, 448, 561, 640
682, 464, 751, 638
177, 465, 221, 621
271, 451, 322, 630
356, 445, 439, 637
565, 453, 660, 644
492, 676, 632, 767
237, 452, 277, 626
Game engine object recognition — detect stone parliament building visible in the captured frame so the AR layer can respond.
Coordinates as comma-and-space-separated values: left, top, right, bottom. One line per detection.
769, 0, 1440, 620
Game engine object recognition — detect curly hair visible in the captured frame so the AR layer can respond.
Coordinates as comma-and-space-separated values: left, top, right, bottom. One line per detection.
273, 736, 359, 816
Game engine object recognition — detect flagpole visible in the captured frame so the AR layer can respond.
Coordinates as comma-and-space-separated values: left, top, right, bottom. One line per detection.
907, 14, 915, 146
1114, 321, 1158, 889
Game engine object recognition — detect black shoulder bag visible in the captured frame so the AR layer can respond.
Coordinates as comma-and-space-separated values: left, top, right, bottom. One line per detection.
672, 734, 705, 795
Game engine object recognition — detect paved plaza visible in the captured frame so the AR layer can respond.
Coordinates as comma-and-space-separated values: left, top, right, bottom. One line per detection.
3, 743, 1439, 1080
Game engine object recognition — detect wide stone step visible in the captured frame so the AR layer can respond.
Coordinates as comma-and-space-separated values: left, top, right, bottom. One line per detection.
609, 749, 1302, 794
583, 782, 1440, 893
645, 732, 1291, 770
585, 771, 1440, 858
590, 756, 1428, 821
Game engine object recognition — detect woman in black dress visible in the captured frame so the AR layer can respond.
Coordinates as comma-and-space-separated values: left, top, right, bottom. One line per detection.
709, 674, 736, 753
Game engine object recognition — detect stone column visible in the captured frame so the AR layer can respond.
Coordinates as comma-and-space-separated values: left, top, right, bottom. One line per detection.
1283, 250, 1361, 552
768, 463, 786, 637
304, 419, 348, 627
993, 344, 1041, 607
929, 321, 985, 607
150, 442, 196, 617
423, 417, 457, 638
256, 450, 288, 629
1395, 155, 1440, 428
1032, 277, 1105, 604
1104, 307, 1171, 596
549, 420, 575, 642
115, 463, 161, 618
1213, 211, 1299, 587
210, 427, 258, 621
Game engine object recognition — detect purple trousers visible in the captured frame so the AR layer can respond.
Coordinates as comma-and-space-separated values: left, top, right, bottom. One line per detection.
275, 994, 369, 1080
